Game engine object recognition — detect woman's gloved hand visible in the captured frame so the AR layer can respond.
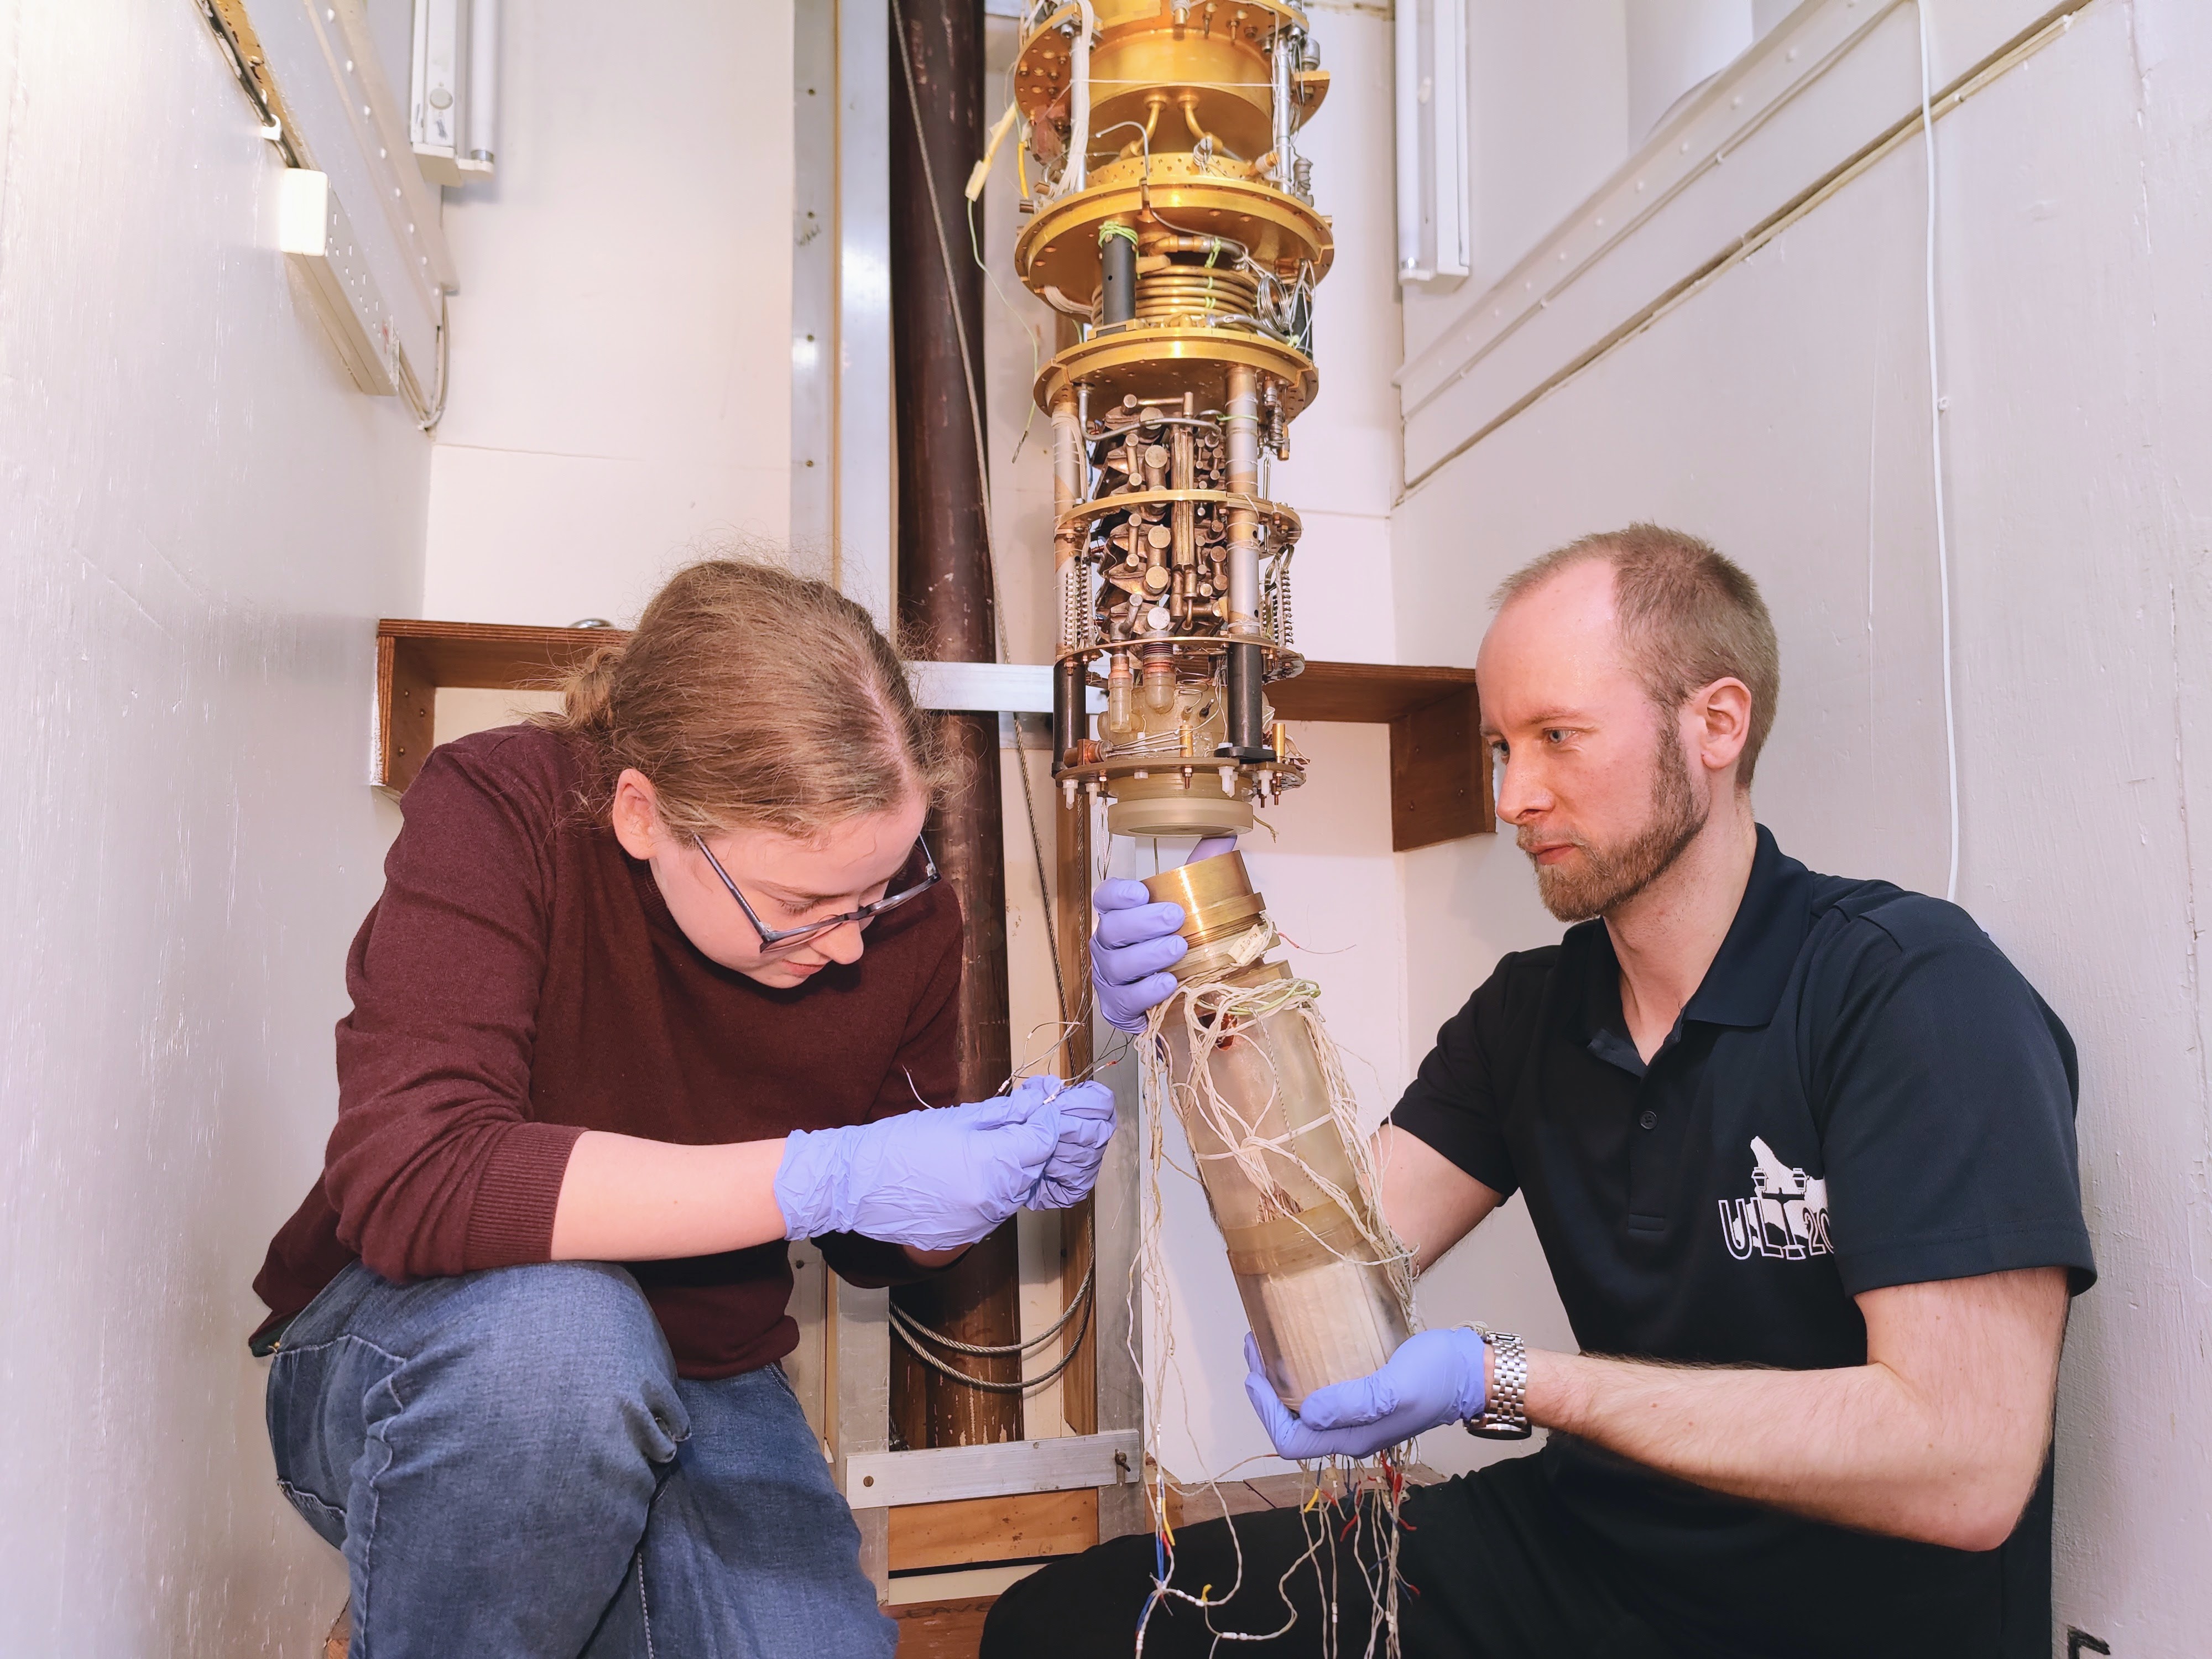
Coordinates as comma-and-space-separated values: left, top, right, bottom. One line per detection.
1027, 1075, 1118, 1208
1241, 1329, 1489, 1460
1090, 880, 1187, 1034
774, 1076, 1118, 1250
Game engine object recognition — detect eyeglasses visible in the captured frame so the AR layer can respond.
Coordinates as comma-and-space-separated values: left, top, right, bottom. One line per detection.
692, 833, 940, 950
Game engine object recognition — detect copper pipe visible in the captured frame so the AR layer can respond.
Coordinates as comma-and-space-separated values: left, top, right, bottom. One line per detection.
889, 0, 1021, 1449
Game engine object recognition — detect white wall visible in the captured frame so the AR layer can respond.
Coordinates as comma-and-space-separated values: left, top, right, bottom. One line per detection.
1390, 0, 2212, 1647
0, 4, 431, 1653
422, 0, 797, 628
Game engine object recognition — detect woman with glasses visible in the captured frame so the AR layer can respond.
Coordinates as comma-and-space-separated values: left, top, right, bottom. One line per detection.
248, 559, 1114, 1659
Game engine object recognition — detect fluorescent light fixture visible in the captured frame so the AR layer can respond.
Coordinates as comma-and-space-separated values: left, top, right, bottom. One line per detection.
410, 0, 497, 187
1395, 0, 1470, 284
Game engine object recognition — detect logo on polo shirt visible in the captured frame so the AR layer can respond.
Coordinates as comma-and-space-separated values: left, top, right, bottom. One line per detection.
1718, 1136, 1832, 1261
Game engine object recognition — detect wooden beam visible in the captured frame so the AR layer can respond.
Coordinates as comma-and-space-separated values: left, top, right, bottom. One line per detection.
371, 620, 1498, 845
374, 632, 438, 794
888, 1488, 1098, 1573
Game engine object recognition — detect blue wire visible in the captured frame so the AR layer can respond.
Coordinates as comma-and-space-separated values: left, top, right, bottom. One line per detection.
1135, 1530, 1168, 1642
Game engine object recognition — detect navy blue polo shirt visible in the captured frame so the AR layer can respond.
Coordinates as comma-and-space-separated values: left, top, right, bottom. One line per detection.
1389, 826, 2094, 1657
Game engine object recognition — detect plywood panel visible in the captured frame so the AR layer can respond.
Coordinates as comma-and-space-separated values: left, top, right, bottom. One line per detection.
888, 1489, 1099, 1573
891, 1595, 998, 1659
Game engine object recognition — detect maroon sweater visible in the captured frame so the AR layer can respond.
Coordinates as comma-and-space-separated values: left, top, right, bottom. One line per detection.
253, 725, 964, 1377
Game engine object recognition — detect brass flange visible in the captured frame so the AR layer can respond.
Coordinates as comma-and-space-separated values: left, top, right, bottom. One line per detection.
1018, 160, 1333, 295
1056, 637, 1306, 681
1015, 0, 1320, 159
1142, 850, 1267, 948
1036, 325, 1316, 422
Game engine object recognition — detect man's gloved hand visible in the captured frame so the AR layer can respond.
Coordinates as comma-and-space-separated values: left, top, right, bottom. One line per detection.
1026, 1075, 1118, 1208
1090, 880, 1187, 1034
775, 1080, 1099, 1251
1241, 1329, 1488, 1460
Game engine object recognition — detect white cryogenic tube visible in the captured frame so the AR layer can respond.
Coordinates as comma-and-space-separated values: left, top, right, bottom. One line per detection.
1224, 364, 1262, 635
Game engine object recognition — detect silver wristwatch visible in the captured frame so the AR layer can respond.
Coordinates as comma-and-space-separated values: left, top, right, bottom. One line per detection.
1465, 1324, 1532, 1440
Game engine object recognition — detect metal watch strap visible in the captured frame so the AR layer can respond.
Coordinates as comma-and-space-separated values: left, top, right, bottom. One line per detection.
1465, 1324, 1532, 1440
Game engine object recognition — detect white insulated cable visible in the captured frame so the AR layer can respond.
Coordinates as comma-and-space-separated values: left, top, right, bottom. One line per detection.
1917, 1, 1961, 905
1067, 1, 1096, 196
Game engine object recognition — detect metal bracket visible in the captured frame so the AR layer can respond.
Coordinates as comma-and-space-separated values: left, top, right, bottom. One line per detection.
843, 1429, 1140, 1510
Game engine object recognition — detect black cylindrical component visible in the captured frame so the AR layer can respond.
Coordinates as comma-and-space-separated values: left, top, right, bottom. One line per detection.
1054, 658, 1085, 767
1100, 227, 1137, 326
1222, 641, 1274, 760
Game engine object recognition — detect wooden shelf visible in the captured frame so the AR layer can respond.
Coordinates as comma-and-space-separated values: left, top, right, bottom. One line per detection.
1265, 658, 1477, 724
374, 620, 1493, 848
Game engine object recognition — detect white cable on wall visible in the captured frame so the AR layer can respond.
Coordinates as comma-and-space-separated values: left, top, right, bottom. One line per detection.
1917, 1, 1961, 905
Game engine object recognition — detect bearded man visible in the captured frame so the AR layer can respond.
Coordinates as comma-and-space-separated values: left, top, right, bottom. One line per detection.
987, 526, 2092, 1659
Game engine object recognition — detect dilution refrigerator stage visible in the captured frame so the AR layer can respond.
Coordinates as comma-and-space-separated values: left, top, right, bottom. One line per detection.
1010, 0, 1332, 836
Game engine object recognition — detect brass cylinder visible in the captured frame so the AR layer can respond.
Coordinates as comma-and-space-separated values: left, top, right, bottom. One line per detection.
1138, 850, 1411, 1408
1141, 850, 1265, 948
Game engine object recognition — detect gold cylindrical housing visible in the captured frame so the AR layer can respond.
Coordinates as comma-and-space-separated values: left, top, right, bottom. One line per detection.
1142, 850, 1266, 947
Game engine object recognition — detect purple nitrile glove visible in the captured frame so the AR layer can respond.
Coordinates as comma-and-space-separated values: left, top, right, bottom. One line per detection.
774, 1082, 1065, 1251
1091, 879, 1187, 1034
1027, 1076, 1118, 1208
1242, 1329, 1488, 1460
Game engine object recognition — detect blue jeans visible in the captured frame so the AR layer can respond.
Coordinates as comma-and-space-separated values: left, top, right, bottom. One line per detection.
265, 1260, 895, 1659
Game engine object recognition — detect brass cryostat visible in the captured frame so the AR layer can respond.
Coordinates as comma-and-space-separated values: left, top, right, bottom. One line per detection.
1012, 0, 1331, 837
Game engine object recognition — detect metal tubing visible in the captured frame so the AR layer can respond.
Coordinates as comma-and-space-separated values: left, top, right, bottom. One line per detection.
1223, 364, 1270, 758
1224, 364, 1261, 634
1053, 791, 1097, 1430
1054, 659, 1085, 766
1271, 23, 1293, 189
